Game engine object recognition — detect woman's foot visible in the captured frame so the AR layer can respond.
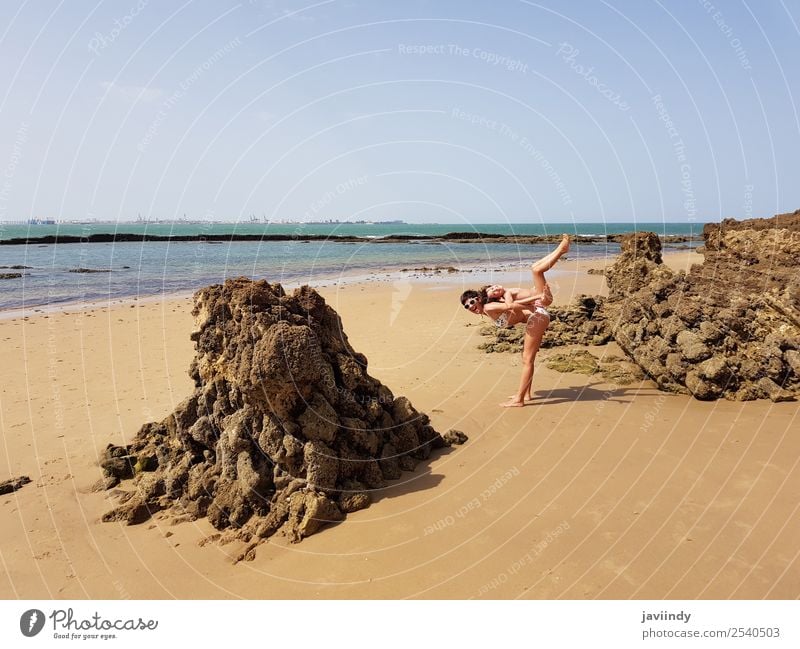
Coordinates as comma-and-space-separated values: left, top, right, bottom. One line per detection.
500, 397, 526, 407
531, 234, 571, 273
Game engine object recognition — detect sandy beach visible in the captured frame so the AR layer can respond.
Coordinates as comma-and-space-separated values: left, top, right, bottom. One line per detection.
1, 250, 798, 599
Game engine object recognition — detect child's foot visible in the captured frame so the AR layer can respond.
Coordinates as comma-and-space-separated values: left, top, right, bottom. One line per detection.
500, 397, 526, 408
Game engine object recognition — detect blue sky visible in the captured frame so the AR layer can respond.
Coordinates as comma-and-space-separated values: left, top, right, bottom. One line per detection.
0, 0, 798, 224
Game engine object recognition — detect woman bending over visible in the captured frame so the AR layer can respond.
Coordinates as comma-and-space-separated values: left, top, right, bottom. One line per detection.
460, 234, 570, 407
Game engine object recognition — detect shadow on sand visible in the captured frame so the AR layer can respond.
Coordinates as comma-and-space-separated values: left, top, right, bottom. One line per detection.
532, 381, 665, 406
366, 445, 456, 505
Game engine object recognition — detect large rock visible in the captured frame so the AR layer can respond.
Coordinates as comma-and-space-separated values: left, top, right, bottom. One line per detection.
103, 278, 465, 551
0, 476, 31, 494
604, 232, 673, 301
676, 331, 711, 362
605, 216, 800, 400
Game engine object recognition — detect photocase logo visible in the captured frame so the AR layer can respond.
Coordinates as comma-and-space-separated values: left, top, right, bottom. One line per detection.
20, 609, 45, 637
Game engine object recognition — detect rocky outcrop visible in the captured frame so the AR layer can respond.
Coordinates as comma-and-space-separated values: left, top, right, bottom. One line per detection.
102, 278, 465, 552
603, 223, 800, 401
0, 476, 31, 494
546, 296, 613, 347
479, 213, 800, 401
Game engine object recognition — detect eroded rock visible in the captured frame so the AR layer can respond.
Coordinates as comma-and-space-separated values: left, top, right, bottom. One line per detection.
102, 278, 466, 552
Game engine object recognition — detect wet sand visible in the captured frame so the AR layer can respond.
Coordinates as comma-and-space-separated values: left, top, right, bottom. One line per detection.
1, 250, 798, 599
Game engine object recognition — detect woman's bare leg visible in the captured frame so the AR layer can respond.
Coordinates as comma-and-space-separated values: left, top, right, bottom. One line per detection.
500, 311, 550, 407
532, 234, 570, 274
538, 282, 553, 307
530, 234, 569, 306
498, 237, 566, 407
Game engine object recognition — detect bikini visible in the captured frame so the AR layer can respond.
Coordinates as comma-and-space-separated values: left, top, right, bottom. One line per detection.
528, 303, 551, 322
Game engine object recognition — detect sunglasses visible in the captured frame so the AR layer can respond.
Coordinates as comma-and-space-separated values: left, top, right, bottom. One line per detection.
463, 297, 478, 310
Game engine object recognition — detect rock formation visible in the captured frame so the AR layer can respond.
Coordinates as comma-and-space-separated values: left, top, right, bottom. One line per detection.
605, 219, 799, 401
480, 211, 800, 401
0, 476, 31, 494
102, 278, 465, 551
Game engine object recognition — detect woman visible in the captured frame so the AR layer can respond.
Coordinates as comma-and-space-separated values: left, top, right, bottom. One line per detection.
461, 234, 570, 407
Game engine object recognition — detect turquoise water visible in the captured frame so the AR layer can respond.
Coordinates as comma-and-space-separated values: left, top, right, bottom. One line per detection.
0, 222, 702, 311
0, 221, 702, 240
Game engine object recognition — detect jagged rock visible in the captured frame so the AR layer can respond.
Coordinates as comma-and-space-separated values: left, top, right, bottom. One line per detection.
101, 499, 154, 525
442, 429, 468, 445
698, 321, 724, 343
338, 480, 371, 513
304, 441, 338, 490
298, 395, 338, 442
378, 443, 402, 480
697, 356, 730, 382
102, 278, 466, 553
0, 476, 31, 494
286, 491, 344, 542
604, 232, 672, 301
757, 377, 795, 402
676, 331, 711, 362
685, 371, 722, 401
785, 350, 800, 377
100, 445, 136, 481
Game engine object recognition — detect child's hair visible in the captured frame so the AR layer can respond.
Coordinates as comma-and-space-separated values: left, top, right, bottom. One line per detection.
460, 288, 487, 305
479, 285, 501, 302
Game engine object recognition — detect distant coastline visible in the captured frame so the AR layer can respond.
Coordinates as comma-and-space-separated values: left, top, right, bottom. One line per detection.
0, 230, 702, 246
5, 218, 408, 226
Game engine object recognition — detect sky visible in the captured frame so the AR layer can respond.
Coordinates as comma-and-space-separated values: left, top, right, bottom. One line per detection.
0, 0, 798, 224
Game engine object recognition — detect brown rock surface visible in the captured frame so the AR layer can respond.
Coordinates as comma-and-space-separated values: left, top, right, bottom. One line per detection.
102, 278, 465, 549
0, 476, 31, 494
601, 217, 800, 400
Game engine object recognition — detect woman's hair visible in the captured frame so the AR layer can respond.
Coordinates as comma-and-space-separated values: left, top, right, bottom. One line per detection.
460, 288, 487, 306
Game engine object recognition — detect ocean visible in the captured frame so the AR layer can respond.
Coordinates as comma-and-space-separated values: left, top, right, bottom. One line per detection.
0, 222, 702, 312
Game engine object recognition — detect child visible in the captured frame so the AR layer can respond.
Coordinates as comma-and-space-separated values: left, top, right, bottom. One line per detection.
483, 283, 553, 310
